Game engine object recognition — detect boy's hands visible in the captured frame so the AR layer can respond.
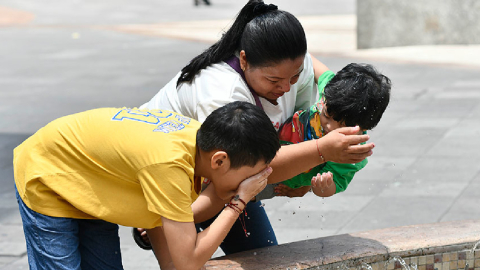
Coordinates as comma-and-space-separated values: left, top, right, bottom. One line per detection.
311, 172, 335, 197
319, 126, 374, 164
236, 167, 272, 202
274, 184, 311, 198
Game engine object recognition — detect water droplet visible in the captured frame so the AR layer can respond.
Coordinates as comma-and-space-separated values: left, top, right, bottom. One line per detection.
293, 211, 296, 215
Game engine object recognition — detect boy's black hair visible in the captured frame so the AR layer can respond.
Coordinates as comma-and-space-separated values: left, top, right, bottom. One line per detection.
197, 101, 280, 169
177, 0, 307, 87
324, 63, 391, 130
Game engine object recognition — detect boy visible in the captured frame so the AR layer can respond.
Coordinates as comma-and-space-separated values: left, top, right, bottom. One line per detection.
13, 101, 280, 270
257, 63, 391, 200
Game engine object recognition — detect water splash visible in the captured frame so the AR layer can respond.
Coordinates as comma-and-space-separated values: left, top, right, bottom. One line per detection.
470, 239, 480, 254
465, 239, 480, 270
359, 262, 372, 270
385, 257, 415, 270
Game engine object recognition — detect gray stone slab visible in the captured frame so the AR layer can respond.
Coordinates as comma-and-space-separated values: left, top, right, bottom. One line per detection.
440, 175, 480, 222
371, 128, 448, 157
0, 255, 28, 270
338, 196, 455, 234
390, 156, 478, 184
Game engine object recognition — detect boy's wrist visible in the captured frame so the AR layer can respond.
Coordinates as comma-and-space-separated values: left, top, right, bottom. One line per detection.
226, 195, 247, 214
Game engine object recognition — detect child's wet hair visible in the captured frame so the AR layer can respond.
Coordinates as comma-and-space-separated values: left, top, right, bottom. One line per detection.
324, 63, 391, 130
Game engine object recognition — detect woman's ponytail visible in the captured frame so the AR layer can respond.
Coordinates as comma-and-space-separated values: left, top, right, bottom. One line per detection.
176, 0, 277, 87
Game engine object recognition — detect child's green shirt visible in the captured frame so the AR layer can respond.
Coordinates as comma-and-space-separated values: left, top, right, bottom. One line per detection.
278, 71, 368, 193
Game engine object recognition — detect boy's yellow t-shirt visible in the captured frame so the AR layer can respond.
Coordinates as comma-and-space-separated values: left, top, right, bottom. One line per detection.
13, 108, 202, 229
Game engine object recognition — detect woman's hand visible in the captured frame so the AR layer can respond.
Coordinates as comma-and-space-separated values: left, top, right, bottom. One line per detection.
236, 167, 272, 202
319, 126, 374, 164
274, 184, 311, 198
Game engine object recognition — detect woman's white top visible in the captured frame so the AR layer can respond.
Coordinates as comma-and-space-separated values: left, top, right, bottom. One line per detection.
140, 53, 318, 130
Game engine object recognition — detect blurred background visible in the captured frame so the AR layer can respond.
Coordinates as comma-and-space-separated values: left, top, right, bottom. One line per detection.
1, 0, 479, 269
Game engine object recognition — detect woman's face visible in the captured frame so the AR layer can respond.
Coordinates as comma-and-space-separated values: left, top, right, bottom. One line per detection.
240, 51, 305, 105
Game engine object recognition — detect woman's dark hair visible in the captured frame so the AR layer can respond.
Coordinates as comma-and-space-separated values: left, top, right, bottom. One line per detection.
197, 101, 280, 169
176, 0, 307, 87
324, 63, 391, 130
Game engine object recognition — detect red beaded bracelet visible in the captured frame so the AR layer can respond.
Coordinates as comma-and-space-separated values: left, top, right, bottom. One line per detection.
232, 195, 247, 207
316, 139, 326, 163
226, 203, 242, 214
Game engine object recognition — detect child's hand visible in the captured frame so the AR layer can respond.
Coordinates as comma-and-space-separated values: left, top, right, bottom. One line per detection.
274, 184, 311, 198
236, 167, 272, 202
311, 172, 334, 195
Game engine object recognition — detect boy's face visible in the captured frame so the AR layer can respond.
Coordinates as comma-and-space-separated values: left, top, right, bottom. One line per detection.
211, 161, 268, 200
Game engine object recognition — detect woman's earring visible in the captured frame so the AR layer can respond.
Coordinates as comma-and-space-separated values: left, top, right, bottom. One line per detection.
241, 66, 246, 72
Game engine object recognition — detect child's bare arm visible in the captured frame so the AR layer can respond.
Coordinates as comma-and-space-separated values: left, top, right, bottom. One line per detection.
311, 172, 336, 197
148, 167, 272, 270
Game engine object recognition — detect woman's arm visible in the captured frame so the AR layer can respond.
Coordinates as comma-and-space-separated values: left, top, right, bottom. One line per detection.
267, 126, 374, 184
148, 167, 272, 270
310, 54, 330, 83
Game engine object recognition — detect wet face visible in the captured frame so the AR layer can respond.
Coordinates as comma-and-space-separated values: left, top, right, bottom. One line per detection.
211, 161, 268, 200
320, 105, 346, 135
240, 52, 305, 105
319, 105, 365, 135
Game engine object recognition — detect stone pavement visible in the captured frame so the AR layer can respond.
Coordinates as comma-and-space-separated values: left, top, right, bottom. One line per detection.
0, 0, 479, 269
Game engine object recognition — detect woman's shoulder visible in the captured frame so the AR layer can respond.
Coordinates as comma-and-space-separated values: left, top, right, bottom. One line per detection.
192, 62, 253, 99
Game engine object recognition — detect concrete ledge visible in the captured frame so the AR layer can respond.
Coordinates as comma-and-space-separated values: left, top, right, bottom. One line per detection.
205, 220, 480, 270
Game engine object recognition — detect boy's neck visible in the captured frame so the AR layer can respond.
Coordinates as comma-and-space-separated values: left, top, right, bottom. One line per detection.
194, 147, 210, 180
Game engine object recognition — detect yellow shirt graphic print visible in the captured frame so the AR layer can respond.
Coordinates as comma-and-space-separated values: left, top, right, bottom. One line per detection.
111, 108, 193, 133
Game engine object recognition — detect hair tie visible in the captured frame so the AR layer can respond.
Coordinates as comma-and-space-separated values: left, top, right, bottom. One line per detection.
253, 3, 278, 16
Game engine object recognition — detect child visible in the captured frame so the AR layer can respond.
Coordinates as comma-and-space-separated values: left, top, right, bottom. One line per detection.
13, 101, 280, 270
257, 63, 391, 200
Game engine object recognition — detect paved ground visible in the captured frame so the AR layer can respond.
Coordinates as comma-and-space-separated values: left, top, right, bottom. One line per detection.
1, 0, 479, 269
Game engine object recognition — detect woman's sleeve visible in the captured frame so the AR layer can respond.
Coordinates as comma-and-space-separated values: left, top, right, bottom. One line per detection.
294, 53, 318, 111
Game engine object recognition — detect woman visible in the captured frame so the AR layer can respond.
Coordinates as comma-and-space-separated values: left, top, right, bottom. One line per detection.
137, 0, 374, 256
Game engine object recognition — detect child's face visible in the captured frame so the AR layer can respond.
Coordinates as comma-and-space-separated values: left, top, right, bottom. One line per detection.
211, 161, 268, 200
320, 105, 346, 134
